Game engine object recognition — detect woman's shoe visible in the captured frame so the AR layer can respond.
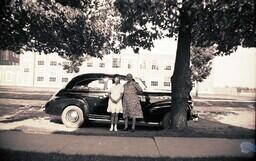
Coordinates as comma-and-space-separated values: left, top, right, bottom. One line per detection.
123, 128, 128, 131
130, 128, 135, 132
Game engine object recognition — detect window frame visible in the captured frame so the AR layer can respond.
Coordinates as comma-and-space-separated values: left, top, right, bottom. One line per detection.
99, 62, 105, 68
164, 65, 171, 70
151, 65, 159, 70
151, 81, 158, 86
49, 77, 56, 82
62, 77, 69, 83
37, 60, 44, 66
87, 62, 93, 67
50, 61, 57, 66
164, 82, 171, 87
24, 68, 29, 72
37, 76, 44, 82
112, 58, 121, 68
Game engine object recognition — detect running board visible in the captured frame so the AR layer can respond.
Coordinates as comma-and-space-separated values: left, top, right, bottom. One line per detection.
88, 114, 159, 125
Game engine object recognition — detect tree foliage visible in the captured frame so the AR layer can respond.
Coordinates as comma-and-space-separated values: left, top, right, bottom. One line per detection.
190, 46, 214, 83
0, 0, 121, 72
191, 46, 215, 97
191, 0, 255, 54
115, 0, 255, 53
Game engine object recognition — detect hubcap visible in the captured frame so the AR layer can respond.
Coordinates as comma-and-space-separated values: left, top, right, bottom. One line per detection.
67, 110, 79, 123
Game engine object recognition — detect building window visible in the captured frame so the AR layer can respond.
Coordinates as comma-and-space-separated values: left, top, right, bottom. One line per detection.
38, 60, 44, 65
49, 77, 56, 82
152, 65, 159, 70
50, 61, 57, 66
164, 65, 171, 70
87, 62, 93, 67
62, 77, 68, 82
151, 81, 158, 86
24, 68, 29, 72
0, 50, 20, 65
62, 61, 69, 66
164, 82, 171, 87
37, 77, 44, 82
99, 62, 105, 68
112, 58, 121, 68
128, 63, 132, 69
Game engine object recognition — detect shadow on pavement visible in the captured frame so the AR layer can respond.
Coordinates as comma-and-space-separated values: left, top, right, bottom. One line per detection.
0, 105, 254, 139
50, 118, 255, 139
0, 106, 44, 123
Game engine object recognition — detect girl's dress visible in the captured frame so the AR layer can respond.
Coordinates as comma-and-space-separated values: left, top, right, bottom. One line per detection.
107, 84, 124, 113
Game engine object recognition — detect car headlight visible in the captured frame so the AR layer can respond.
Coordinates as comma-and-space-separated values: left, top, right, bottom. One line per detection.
41, 105, 45, 111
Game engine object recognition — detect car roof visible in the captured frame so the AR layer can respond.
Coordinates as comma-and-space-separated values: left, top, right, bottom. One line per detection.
65, 73, 127, 89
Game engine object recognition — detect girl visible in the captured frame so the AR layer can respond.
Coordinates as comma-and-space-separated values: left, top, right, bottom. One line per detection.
107, 75, 124, 131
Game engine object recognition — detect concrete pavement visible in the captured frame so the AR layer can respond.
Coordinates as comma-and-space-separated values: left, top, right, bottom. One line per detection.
0, 131, 254, 158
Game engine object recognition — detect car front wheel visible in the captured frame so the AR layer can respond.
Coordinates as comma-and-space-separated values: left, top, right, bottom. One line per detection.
61, 105, 84, 128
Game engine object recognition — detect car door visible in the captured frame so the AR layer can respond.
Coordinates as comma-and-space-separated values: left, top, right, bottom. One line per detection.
71, 77, 109, 115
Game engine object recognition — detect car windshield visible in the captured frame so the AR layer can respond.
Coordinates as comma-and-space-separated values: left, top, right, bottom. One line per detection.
134, 77, 147, 90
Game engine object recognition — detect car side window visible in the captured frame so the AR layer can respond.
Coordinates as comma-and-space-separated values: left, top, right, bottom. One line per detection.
106, 78, 127, 91
72, 78, 107, 91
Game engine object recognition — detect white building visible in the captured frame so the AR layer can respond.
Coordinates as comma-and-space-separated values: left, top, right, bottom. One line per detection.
0, 41, 255, 96
0, 51, 175, 90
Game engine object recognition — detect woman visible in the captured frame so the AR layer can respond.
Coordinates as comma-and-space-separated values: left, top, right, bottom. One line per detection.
123, 73, 143, 132
107, 75, 123, 132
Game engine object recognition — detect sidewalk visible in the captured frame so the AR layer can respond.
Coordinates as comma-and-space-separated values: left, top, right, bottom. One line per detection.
0, 131, 254, 158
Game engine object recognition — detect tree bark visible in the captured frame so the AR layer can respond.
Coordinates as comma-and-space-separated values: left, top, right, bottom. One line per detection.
170, 7, 193, 130
195, 81, 199, 98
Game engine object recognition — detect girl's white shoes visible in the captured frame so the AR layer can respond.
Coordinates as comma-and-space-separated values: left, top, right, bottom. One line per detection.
109, 125, 113, 131
114, 126, 118, 132
109, 125, 118, 132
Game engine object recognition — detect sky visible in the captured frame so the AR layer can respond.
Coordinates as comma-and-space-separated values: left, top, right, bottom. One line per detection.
213, 47, 256, 88
132, 37, 256, 88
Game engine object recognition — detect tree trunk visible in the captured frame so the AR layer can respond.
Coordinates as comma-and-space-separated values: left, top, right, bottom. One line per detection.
195, 81, 199, 98
170, 7, 193, 130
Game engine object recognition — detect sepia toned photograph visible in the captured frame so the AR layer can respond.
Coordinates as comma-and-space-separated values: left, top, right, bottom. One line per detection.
0, 0, 255, 161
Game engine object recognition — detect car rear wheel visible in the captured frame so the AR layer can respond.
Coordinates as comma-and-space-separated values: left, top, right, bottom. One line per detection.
62, 105, 84, 128
162, 112, 172, 129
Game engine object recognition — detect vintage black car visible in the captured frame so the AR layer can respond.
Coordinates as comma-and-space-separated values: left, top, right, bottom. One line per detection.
43, 73, 194, 129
